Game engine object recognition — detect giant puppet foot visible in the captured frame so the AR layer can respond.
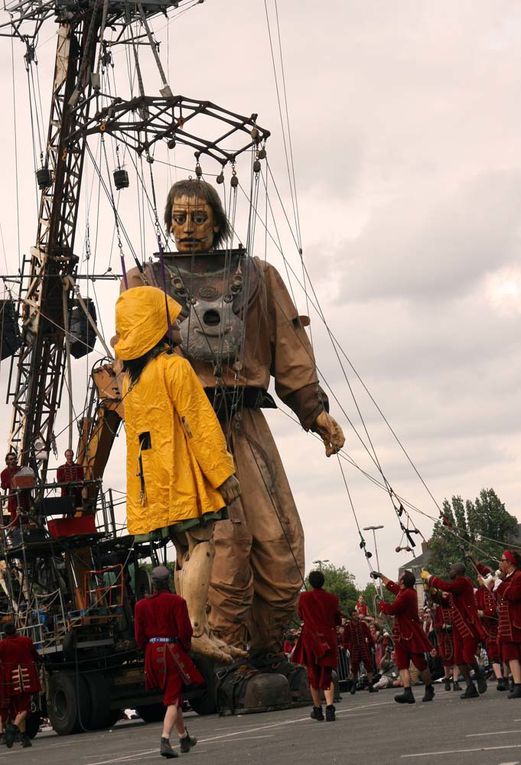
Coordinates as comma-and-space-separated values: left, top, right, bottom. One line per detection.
191, 633, 234, 664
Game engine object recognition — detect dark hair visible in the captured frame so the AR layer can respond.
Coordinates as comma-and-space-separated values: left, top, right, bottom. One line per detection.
4, 622, 16, 635
401, 571, 416, 589
308, 570, 325, 589
451, 562, 466, 577
164, 179, 231, 248
122, 340, 169, 385
5, 452, 16, 462
153, 578, 170, 593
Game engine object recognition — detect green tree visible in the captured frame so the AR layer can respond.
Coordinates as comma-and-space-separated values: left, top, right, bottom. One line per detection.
427, 488, 518, 575
306, 563, 358, 614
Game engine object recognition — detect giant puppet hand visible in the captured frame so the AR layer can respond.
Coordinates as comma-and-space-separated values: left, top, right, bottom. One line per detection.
218, 475, 241, 505
314, 412, 345, 457
420, 569, 431, 581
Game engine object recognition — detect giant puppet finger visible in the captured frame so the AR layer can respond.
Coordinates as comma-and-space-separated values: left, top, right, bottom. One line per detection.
218, 474, 241, 505
314, 412, 346, 457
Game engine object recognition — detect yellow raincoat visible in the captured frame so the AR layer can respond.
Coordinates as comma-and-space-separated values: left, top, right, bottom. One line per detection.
114, 287, 235, 535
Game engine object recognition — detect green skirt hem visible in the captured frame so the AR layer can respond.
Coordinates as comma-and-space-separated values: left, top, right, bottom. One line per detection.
134, 507, 228, 543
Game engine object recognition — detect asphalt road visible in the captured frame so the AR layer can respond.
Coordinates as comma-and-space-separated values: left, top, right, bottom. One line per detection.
3, 683, 521, 764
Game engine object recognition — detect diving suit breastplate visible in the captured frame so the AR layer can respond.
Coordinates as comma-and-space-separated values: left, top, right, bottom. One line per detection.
150, 249, 259, 365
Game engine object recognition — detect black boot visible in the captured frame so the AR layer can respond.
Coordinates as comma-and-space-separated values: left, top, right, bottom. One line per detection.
422, 684, 435, 702
368, 684, 378, 693
310, 706, 324, 721
21, 734, 32, 748
497, 677, 508, 692
160, 738, 179, 759
179, 731, 197, 753
325, 704, 336, 722
453, 681, 461, 691
475, 670, 487, 694
349, 681, 356, 695
444, 678, 451, 691
460, 683, 479, 699
4, 724, 18, 749
507, 683, 521, 699
394, 687, 415, 704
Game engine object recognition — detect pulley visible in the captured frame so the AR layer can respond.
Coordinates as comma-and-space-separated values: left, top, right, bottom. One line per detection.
113, 168, 129, 190
69, 298, 98, 359
0, 300, 21, 360
36, 167, 52, 190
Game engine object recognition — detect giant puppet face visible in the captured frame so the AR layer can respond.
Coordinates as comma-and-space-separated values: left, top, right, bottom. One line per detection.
170, 194, 220, 253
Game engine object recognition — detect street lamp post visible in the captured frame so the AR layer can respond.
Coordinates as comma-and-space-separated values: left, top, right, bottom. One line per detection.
363, 525, 384, 598
312, 559, 330, 571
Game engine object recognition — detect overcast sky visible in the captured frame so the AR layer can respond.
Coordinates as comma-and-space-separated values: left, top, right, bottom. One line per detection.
1, 0, 520, 586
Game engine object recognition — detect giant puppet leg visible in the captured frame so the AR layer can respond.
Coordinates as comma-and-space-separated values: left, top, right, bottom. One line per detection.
209, 409, 304, 654
173, 527, 246, 663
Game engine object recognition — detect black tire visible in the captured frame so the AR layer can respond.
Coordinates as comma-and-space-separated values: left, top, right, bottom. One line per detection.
48, 672, 90, 735
135, 703, 165, 723
25, 711, 41, 740
83, 673, 118, 730
188, 654, 218, 716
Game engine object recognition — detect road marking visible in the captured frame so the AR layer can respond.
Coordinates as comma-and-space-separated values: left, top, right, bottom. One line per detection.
467, 730, 521, 737
85, 701, 393, 765
402, 744, 521, 758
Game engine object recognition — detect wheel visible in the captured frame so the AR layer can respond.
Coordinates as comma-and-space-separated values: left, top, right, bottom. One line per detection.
135, 703, 165, 723
25, 711, 41, 739
48, 672, 90, 735
188, 654, 218, 716
83, 673, 118, 730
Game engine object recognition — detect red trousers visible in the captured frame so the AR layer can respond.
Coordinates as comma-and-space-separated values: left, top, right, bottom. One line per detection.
394, 643, 427, 672
0, 692, 31, 724
306, 663, 333, 691
501, 641, 521, 663
452, 631, 478, 666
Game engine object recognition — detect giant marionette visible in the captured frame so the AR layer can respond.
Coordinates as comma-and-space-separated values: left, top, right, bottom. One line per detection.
122, 178, 345, 665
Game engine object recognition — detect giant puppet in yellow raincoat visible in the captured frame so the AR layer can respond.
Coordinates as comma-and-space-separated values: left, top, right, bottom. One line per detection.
114, 286, 243, 662
121, 180, 345, 670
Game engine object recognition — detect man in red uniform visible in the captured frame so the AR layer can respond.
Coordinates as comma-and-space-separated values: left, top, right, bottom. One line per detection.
135, 566, 204, 758
496, 550, 521, 699
291, 570, 341, 722
373, 570, 434, 704
342, 610, 376, 694
422, 562, 487, 699
0, 622, 41, 748
475, 563, 507, 691
0, 453, 27, 523
56, 449, 85, 508
430, 591, 456, 690
355, 594, 368, 617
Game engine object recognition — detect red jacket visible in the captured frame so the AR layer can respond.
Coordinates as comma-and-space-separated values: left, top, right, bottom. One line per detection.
428, 575, 485, 641
135, 590, 193, 651
0, 634, 41, 701
379, 581, 431, 652
496, 569, 521, 643
1, 467, 22, 521
56, 463, 84, 504
475, 585, 498, 640
291, 588, 341, 668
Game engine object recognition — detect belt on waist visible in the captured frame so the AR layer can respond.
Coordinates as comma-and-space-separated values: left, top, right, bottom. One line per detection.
148, 637, 179, 644
204, 386, 276, 419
